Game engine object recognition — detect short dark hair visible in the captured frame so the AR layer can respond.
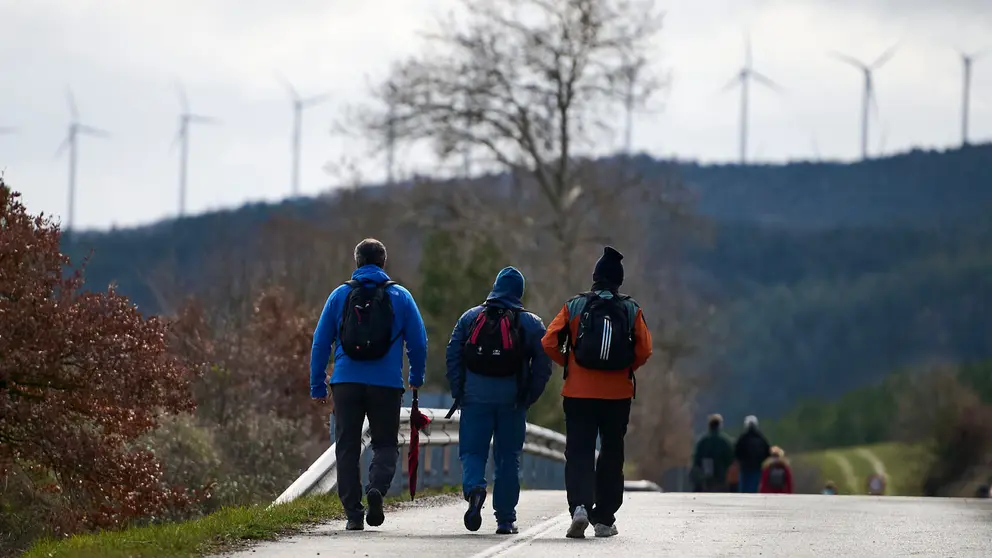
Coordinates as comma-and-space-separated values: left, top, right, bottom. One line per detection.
707, 413, 723, 430
355, 238, 387, 268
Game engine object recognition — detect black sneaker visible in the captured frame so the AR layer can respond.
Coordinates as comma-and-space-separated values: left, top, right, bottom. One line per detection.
366, 488, 385, 527
463, 489, 487, 532
496, 522, 518, 535
346, 518, 364, 531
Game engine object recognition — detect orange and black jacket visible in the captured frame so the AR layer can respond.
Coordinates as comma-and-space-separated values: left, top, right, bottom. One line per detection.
541, 292, 652, 399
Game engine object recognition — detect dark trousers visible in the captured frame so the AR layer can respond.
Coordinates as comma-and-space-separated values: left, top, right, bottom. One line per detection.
331, 383, 403, 520
563, 396, 632, 526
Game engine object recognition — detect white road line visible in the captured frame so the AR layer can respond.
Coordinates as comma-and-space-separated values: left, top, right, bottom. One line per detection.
468, 512, 571, 558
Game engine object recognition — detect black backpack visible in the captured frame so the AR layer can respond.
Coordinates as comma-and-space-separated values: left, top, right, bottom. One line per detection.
462, 304, 525, 377
567, 291, 637, 371
338, 280, 398, 361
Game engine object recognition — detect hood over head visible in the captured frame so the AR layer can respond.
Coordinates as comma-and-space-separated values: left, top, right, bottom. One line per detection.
486, 266, 525, 309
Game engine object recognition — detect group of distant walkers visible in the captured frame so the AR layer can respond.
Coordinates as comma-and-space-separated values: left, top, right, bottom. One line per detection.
690, 413, 795, 494
309, 239, 652, 538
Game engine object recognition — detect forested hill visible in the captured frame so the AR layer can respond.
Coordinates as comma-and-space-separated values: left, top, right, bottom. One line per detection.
62, 143, 992, 421
674, 143, 992, 228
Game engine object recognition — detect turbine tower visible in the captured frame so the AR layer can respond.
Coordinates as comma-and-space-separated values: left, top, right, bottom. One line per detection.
960, 49, 986, 146
276, 74, 331, 196
56, 89, 108, 232
172, 84, 217, 217
831, 44, 898, 160
723, 34, 781, 164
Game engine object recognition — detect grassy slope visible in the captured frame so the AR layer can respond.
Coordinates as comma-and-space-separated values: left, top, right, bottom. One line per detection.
25, 487, 458, 558
796, 442, 932, 496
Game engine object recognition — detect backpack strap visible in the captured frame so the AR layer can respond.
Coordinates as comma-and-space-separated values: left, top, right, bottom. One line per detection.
559, 293, 594, 380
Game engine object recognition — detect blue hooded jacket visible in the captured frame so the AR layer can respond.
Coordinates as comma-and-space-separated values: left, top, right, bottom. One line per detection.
310, 265, 428, 398
445, 267, 552, 407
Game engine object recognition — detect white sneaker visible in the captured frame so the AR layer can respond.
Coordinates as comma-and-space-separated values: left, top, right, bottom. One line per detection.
566, 505, 590, 538
594, 523, 619, 537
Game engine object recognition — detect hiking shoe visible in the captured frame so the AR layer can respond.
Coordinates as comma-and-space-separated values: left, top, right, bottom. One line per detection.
346, 518, 364, 531
365, 488, 385, 527
566, 505, 590, 538
594, 523, 618, 537
464, 489, 486, 532
496, 522, 519, 535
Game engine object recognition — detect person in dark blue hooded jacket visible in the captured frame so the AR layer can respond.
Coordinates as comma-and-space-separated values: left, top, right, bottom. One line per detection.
446, 267, 552, 535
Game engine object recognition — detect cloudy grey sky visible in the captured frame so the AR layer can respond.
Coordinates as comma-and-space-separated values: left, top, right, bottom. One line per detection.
1, 0, 990, 230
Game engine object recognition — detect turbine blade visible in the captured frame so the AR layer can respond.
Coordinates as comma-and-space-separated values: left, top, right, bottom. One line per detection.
54, 135, 71, 158
275, 71, 300, 101
78, 124, 110, 138
871, 43, 899, 69
721, 74, 742, 92
169, 128, 182, 153
66, 87, 79, 121
829, 51, 867, 70
302, 92, 333, 107
750, 71, 783, 92
175, 81, 189, 113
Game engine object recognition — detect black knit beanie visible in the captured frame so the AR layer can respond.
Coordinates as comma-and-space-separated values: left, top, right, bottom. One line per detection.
592, 246, 624, 289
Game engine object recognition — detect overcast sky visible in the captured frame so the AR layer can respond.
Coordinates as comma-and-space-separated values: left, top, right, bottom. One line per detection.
1, 0, 990, 230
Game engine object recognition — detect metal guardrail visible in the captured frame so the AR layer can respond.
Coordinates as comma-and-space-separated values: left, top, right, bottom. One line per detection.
274, 403, 664, 506
274, 407, 570, 505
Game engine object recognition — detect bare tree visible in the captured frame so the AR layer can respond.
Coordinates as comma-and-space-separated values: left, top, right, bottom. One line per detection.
350, 0, 668, 294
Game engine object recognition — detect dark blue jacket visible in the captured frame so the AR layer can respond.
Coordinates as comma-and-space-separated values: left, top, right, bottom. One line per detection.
309, 265, 428, 398
445, 267, 552, 407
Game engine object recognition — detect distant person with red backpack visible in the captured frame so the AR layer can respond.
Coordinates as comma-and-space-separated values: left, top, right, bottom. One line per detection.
542, 246, 654, 539
759, 446, 794, 494
310, 239, 428, 531
446, 267, 552, 535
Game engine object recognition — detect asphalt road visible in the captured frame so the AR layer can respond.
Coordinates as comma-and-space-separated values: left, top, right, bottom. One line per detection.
221, 490, 991, 557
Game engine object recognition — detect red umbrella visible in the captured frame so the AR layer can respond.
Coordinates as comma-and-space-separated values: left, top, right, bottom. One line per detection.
408, 389, 432, 500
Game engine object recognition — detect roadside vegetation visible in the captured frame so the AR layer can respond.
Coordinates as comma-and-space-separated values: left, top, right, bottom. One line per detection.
796, 442, 932, 496
24, 488, 458, 558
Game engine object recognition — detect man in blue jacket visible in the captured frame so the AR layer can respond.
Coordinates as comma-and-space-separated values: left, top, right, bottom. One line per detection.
310, 238, 428, 531
446, 266, 552, 535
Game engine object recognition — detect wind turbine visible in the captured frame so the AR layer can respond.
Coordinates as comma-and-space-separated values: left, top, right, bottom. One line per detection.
831, 44, 898, 160
172, 83, 217, 217
276, 73, 331, 196
723, 34, 782, 164
56, 89, 108, 232
959, 49, 987, 146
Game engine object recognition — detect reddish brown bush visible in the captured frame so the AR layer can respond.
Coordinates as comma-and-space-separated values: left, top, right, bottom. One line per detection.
0, 182, 196, 538
171, 287, 322, 432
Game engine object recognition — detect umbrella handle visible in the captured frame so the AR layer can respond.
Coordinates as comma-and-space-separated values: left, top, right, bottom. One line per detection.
412, 388, 419, 405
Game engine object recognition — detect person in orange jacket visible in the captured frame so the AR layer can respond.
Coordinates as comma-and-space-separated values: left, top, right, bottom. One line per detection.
541, 246, 653, 539
759, 446, 794, 494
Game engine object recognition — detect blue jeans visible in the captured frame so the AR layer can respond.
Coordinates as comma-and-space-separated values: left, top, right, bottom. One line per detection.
459, 402, 527, 523
740, 469, 761, 493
